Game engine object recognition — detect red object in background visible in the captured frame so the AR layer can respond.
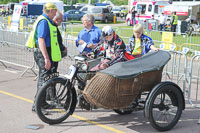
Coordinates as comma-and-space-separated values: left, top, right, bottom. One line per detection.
149, 23, 152, 30
23, 2, 28, 5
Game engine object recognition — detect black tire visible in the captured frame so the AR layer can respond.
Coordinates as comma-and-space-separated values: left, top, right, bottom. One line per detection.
148, 85, 183, 131
113, 108, 133, 115
105, 17, 108, 23
35, 78, 74, 124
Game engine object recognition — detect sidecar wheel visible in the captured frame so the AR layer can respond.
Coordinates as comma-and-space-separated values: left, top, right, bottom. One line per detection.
148, 84, 184, 131
113, 108, 133, 115
35, 78, 75, 124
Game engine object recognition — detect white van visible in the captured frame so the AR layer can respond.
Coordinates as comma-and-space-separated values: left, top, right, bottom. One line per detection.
126, 1, 171, 26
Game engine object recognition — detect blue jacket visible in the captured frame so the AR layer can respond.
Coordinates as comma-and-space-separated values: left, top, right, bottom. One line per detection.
127, 34, 154, 56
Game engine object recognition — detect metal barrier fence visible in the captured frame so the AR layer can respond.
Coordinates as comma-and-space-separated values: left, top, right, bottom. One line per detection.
162, 51, 189, 96
117, 28, 200, 54
187, 54, 200, 124
0, 29, 79, 77
0, 30, 35, 77
188, 55, 200, 109
0, 29, 29, 45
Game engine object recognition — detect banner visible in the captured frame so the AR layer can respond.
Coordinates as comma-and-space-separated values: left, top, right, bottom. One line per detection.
10, 5, 22, 32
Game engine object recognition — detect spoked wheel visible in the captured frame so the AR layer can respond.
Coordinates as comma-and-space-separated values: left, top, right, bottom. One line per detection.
35, 78, 74, 124
148, 84, 184, 131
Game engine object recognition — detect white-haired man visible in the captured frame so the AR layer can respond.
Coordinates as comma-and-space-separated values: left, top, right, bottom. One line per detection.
75, 14, 101, 54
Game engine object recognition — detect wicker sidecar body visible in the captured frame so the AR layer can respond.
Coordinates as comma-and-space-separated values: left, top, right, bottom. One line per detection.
83, 51, 169, 109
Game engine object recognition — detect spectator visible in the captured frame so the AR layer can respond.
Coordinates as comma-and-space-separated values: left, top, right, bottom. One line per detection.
62, 11, 67, 32
26, 2, 61, 113
128, 24, 159, 58
196, 12, 200, 25
1, 6, 5, 17
6, 6, 9, 16
131, 7, 137, 26
75, 14, 101, 55
171, 11, 178, 34
53, 11, 67, 58
159, 12, 167, 33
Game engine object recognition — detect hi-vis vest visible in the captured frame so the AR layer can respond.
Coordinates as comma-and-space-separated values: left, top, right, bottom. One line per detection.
26, 15, 61, 62
171, 15, 178, 25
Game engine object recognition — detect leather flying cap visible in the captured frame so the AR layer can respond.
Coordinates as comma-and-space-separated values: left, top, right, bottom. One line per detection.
102, 26, 114, 37
44, 2, 57, 10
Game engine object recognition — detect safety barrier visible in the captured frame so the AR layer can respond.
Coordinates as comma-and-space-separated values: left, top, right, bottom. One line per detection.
162, 50, 188, 96
189, 33, 200, 45
148, 30, 189, 50
0, 29, 29, 46
0, 42, 36, 77
0, 29, 79, 77
179, 43, 200, 58
188, 55, 200, 109
187, 54, 200, 124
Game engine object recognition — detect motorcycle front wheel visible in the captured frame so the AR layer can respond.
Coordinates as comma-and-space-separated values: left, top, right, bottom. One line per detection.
35, 77, 75, 124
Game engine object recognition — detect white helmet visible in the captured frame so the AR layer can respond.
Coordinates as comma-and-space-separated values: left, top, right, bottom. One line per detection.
102, 26, 114, 37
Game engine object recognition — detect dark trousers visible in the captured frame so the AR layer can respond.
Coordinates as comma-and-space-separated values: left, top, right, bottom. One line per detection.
61, 23, 67, 32
171, 24, 177, 32
160, 24, 165, 31
132, 17, 136, 25
33, 49, 58, 106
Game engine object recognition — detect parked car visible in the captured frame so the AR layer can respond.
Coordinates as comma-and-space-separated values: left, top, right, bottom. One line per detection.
111, 8, 121, 17
64, 10, 85, 21
87, 6, 114, 23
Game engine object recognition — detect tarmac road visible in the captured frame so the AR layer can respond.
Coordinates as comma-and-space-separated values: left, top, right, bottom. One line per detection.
0, 64, 200, 133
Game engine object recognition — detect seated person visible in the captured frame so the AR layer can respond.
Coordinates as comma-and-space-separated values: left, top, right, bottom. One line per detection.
91, 26, 134, 71
127, 23, 159, 58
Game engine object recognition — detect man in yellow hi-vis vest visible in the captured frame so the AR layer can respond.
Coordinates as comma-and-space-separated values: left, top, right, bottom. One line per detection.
171, 11, 178, 34
1, 6, 5, 17
26, 2, 61, 112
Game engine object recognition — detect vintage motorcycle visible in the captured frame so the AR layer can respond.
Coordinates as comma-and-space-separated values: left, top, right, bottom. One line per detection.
184, 17, 200, 36
35, 50, 185, 131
